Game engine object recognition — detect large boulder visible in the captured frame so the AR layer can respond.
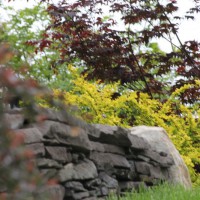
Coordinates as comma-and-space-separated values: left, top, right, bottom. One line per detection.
129, 126, 192, 188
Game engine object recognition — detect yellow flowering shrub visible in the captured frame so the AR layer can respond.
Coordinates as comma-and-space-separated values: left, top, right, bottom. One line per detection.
53, 66, 200, 185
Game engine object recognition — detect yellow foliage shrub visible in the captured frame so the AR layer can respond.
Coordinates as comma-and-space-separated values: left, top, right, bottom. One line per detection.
53, 66, 200, 185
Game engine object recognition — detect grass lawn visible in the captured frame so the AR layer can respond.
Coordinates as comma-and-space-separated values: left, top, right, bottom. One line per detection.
107, 183, 200, 200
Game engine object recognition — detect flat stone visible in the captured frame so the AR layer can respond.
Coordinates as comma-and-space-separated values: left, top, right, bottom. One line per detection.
26, 143, 45, 156
92, 125, 149, 150
46, 122, 92, 152
90, 152, 130, 169
99, 172, 118, 189
135, 161, 151, 175
71, 191, 90, 200
100, 186, 108, 196
37, 158, 62, 169
34, 120, 60, 136
90, 141, 125, 155
42, 138, 60, 145
87, 124, 101, 140
84, 178, 102, 189
149, 165, 165, 180
113, 168, 134, 180
90, 141, 105, 152
92, 125, 131, 147
14, 128, 43, 144
119, 181, 147, 191
103, 144, 125, 155
143, 149, 174, 167
58, 159, 98, 182
46, 146, 72, 163
128, 131, 150, 150
82, 197, 97, 200
4, 113, 24, 130
65, 181, 87, 192
136, 155, 151, 162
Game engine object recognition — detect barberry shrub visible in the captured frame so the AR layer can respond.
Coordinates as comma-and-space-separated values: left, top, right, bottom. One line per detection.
53, 66, 200, 185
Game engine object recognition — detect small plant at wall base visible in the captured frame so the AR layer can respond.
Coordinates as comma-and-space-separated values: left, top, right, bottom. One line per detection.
107, 183, 200, 200
51, 67, 200, 186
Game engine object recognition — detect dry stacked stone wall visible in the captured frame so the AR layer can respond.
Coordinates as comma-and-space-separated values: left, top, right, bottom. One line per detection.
4, 108, 177, 200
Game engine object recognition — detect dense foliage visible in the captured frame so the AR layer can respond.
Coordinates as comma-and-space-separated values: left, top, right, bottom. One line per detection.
52, 66, 200, 185
0, 0, 200, 188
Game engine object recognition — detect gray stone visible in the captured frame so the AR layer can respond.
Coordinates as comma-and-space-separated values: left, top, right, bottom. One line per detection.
90, 152, 130, 169
136, 155, 151, 162
90, 141, 105, 152
83, 197, 97, 200
90, 141, 125, 155
119, 181, 147, 191
92, 125, 131, 147
46, 146, 72, 163
130, 126, 192, 188
14, 128, 43, 144
84, 178, 102, 189
26, 143, 45, 156
103, 144, 125, 155
143, 149, 174, 167
58, 159, 98, 182
100, 186, 108, 196
127, 134, 150, 150
34, 120, 60, 136
37, 158, 62, 169
42, 138, 60, 145
4, 113, 24, 129
149, 165, 165, 180
65, 181, 87, 192
135, 161, 151, 175
88, 190, 97, 196
113, 168, 134, 180
93, 125, 149, 150
72, 191, 90, 200
47, 122, 92, 152
87, 124, 101, 140
99, 172, 118, 189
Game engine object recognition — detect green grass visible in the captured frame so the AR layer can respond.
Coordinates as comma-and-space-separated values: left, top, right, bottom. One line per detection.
107, 183, 200, 200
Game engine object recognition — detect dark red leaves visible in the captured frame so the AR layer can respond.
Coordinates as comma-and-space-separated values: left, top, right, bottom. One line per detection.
177, 66, 186, 74
39, 39, 52, 51
35, 0, 200, 103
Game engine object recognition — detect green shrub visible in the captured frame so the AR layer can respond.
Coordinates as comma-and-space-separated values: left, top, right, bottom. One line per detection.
53, 66, 200, 185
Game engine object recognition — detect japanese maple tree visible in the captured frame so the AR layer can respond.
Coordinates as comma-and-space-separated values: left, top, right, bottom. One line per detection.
31, 0, 200, 103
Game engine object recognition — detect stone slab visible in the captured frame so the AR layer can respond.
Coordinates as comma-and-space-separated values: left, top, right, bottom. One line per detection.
46, 146, 72, 163
14, 128, 43, 144
90, 152, 130, 169
26, 143, 45, 156
58, 159, 98, 182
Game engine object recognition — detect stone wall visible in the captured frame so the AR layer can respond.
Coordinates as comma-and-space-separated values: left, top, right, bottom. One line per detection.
4, 108, 192, 200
